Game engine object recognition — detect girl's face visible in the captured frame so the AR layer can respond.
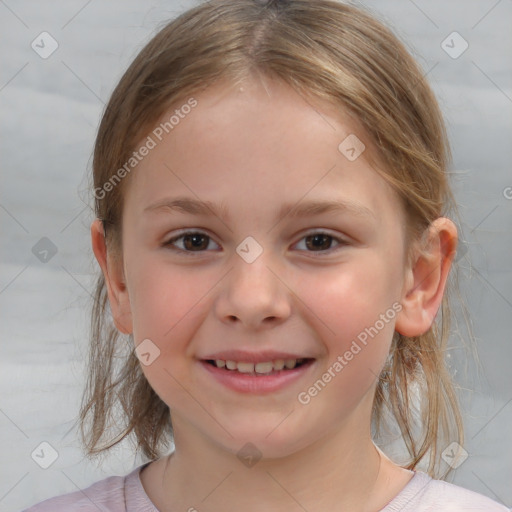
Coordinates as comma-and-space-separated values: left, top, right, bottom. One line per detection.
115, 77, 410, 457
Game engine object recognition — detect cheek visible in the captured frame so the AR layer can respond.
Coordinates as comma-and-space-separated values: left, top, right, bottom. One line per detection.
127, 257, 216, 358
307, 256, 400, 340
126, 260, 214, 403
296, 255, 399, 399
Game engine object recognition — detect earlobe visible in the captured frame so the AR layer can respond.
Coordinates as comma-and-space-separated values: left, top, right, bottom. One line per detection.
90, 219, 133, 335
395, 218, 457, 337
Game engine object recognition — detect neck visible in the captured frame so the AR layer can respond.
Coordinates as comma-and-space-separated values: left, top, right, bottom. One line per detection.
149, 418, 391, 512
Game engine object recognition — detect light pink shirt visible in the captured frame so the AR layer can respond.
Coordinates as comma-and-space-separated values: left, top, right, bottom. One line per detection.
23, 462, 510, 511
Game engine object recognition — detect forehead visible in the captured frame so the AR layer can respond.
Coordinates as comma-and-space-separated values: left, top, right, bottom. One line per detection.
123, 77, 402, 225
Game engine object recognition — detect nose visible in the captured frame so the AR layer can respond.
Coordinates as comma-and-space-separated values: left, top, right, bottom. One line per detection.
214, 250, 291, 331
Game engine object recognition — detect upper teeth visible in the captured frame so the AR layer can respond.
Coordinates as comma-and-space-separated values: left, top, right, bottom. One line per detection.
214, 359, 304, 374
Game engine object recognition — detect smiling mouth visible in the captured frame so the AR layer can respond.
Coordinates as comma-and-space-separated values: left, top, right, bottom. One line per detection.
203, 358, 314, 375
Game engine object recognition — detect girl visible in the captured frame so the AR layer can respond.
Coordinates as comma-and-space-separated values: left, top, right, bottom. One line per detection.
25, 0, 509, 510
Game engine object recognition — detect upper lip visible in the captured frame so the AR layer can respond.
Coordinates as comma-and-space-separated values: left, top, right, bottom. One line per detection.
200, 350, 315, 363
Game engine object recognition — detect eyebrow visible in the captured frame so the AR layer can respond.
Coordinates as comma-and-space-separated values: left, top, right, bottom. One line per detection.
143, 196, 376, 222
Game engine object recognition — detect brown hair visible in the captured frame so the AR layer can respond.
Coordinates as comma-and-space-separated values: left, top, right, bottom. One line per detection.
79, 0, 464, 477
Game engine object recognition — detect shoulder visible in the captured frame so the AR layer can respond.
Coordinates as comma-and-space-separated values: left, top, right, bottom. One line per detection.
22, 471, 128, 512
389, 471, 510, 512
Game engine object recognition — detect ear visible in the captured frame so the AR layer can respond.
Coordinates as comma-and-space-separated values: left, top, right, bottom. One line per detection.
395, 217, 457, 337
90, 219, 133, 335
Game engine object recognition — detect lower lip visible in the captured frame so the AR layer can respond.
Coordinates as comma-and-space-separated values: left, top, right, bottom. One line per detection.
199, 360, 315, 394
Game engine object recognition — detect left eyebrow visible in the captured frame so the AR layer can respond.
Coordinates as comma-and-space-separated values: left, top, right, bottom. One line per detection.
143, 196, 376, 222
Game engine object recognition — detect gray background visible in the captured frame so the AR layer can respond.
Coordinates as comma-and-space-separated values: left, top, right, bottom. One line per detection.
1, 0, 511, 510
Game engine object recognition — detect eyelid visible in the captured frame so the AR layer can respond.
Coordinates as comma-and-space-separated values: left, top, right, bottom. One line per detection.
163, 228, 350, 256
164, 229, 221, 256
293, 229, 350, 255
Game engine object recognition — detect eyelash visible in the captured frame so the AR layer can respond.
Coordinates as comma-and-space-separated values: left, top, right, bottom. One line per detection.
163, 230, 349, 257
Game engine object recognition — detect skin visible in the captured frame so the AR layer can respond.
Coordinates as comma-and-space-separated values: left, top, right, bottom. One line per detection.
91, 75, 457, 512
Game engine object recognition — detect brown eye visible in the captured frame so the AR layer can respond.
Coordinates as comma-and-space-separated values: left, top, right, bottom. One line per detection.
164, 230, 348, 257
295, 231, 347, 254
181, 233, 210, 251
164, 231, 219, 254
304, 233, 335, 251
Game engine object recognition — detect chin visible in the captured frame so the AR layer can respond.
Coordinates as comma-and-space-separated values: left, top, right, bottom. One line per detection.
207, 415, 317, 462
